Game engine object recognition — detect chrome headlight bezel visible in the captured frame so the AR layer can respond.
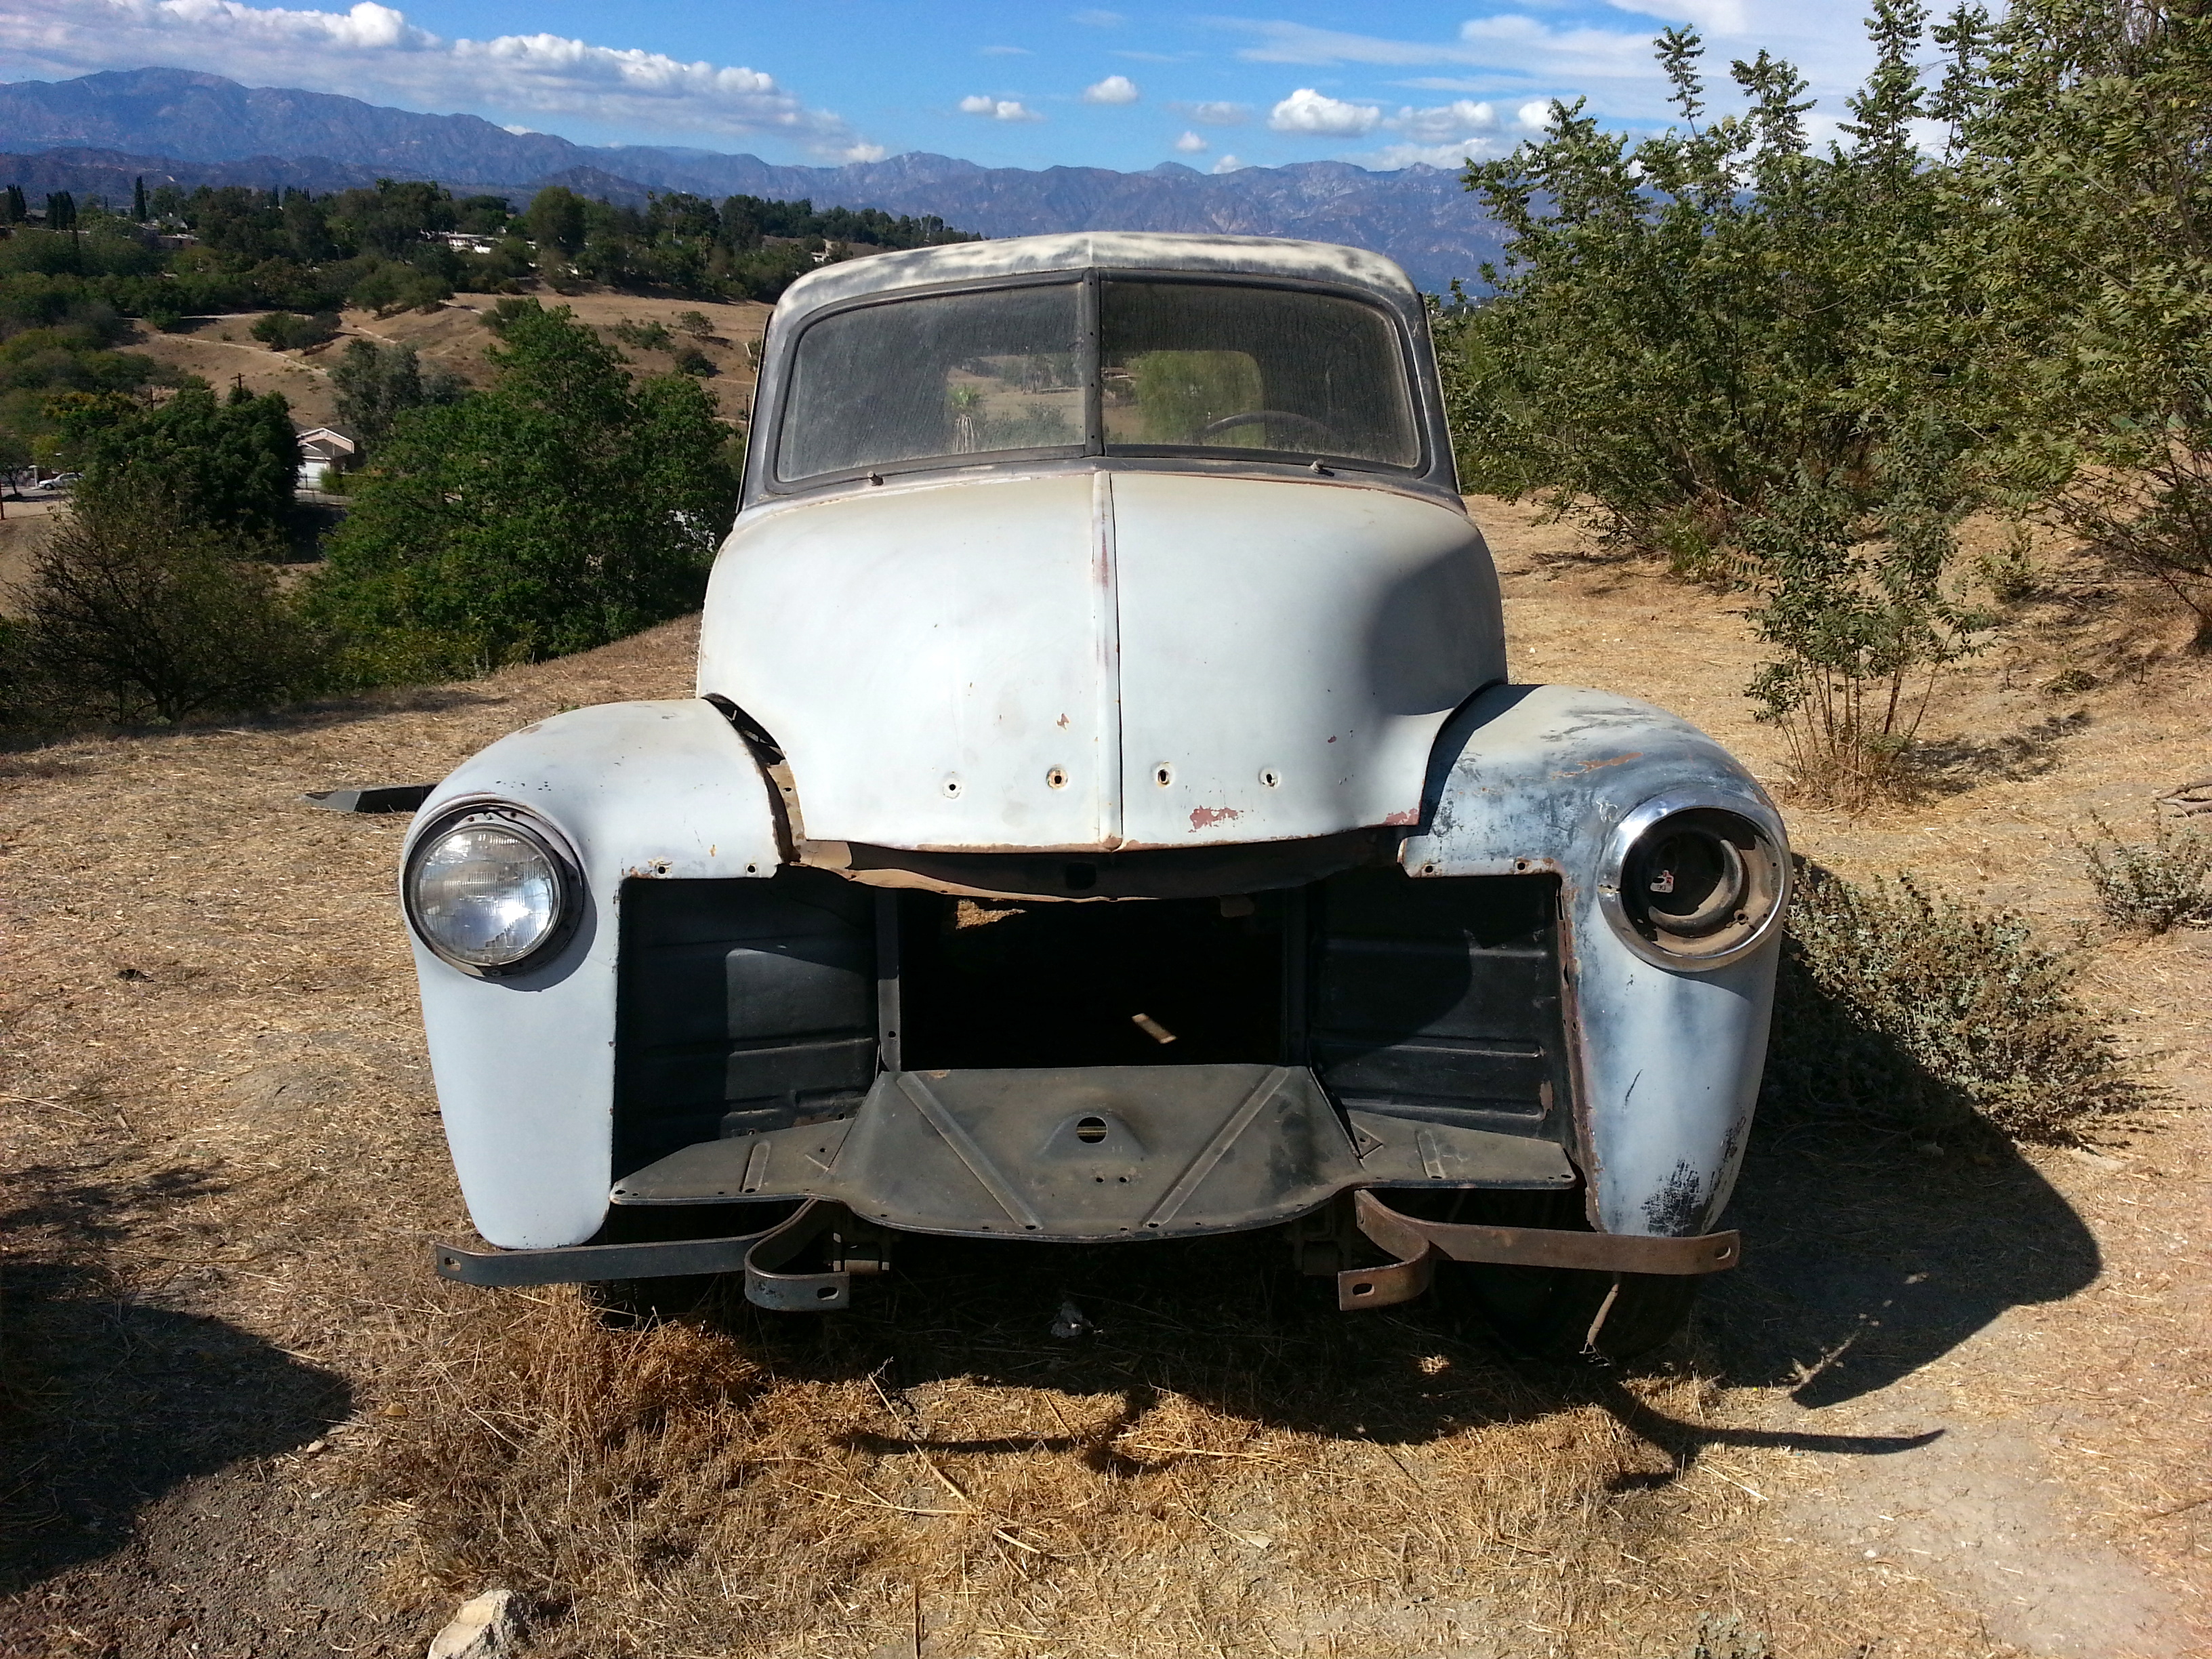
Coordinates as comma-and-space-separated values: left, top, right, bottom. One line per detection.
403, 799, 583, 978
1597, 788, 1790, 972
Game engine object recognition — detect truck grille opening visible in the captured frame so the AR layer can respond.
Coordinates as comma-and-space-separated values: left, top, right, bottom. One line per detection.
897, 891, 1286, 1069
611, 865, 1576, 1185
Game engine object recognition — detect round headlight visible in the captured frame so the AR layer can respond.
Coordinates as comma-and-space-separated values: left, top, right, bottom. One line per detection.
404, 806, 579, 974
1599, 794, 1787, 970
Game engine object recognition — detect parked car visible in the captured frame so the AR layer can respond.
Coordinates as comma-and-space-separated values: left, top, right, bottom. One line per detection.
405, 232, 1787, 1356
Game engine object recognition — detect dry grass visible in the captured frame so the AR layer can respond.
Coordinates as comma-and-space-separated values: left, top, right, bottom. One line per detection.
369, 1260, 1801, 1659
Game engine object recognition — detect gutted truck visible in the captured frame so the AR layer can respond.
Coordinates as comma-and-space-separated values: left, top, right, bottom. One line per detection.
405, 232, 1786, 1356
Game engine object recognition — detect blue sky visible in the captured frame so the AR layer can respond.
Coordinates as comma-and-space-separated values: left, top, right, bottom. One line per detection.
2, 2, 1887, 172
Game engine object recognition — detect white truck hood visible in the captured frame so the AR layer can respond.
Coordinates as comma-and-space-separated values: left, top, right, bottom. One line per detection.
696, 468, 1504, 853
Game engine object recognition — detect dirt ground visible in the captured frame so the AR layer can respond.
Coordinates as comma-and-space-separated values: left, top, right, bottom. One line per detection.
123, 289, 772, 432
0, 495, 2206, 1658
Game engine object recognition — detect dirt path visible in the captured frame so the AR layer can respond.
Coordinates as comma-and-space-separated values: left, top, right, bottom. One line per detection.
1, 499, 2205, 1658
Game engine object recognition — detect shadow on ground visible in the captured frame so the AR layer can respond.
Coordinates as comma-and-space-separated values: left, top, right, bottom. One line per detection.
0, 1166, 353, 1596
613, 1084, 2095, 1484
1706, 1103, 2098, 1408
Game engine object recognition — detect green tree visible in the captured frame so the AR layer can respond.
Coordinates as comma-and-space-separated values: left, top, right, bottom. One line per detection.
1946, 0, 2212, 642
132, 176, 148, 222
311, 300, 739, 674
1450, 6, 1994, 799
45, 191, 76, 232
69, 382, 300, 539
329, 337, 464, 452
524, 186, 588, 258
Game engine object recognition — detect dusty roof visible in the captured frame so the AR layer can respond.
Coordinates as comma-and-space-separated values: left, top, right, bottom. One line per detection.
773, 231, 1417, 330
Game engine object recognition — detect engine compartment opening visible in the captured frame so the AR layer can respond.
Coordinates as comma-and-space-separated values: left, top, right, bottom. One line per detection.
897, 891, 1286, 1069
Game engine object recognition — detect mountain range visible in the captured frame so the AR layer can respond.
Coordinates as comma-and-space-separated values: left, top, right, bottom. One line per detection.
0, 68, 1506, 291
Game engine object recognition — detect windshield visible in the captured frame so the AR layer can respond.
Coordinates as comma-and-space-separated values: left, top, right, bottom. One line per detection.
773, 276, 1419, 485
1099, 280, 1417, 467
776, 282, 1084, 483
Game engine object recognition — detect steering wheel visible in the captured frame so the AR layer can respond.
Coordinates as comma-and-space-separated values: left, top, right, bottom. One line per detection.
1193, 409, 1344, 450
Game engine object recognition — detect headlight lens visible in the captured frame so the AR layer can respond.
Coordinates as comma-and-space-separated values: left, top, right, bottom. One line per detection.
1600, 796, 1786, 970
405, 810, 575, 972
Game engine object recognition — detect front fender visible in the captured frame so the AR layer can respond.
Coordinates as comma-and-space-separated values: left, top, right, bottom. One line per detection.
1400, 684, 1785, 1238
405, 699, 781, 1248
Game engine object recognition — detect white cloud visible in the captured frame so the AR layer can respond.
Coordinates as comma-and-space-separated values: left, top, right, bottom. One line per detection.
959, 94, 1044, 122
1218, 10, 1882, 126
1082, 74, 1139, 104
1359, 140, 1512, 170
1173, 98, 1248, 126
1606, 0, 1748, 30
1, 0, 879, 157
1517, 99, 1556, 132
980, 44, 1030, 56
1173, 129, 1207, 152
1069, 7, 1123, 25
1267, 87, 1380, 136
1211, 153, 1248, 173
1387, 98, 1498, 144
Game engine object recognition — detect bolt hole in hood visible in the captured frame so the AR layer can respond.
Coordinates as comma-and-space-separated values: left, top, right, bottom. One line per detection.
696, 465, 1506, 855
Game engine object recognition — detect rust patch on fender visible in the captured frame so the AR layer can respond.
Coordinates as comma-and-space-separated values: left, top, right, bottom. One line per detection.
1189, 805, 1244, 831
1551, 751, 1643, 779
1382, 808, 1420, 826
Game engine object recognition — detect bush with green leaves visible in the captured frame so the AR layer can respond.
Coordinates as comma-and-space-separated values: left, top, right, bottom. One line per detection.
309, 299, 739, 678
249, 309, 340, 351
1449, 7, 1973, 551
5, 477, 327, 724
2074, 813, 2212, 933
1738, 436, 1992, 804
1765, 863, 2139, 1143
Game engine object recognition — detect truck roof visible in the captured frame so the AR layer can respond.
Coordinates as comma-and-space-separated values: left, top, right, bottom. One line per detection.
773, 232, 1420, 332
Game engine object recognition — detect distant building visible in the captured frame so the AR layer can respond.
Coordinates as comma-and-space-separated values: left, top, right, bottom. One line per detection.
296, 426, 356, 491
432, 232, 497, 255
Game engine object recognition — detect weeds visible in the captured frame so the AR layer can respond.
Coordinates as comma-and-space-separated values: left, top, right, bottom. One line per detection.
1766, 863, 2139, 1142
1975, 520, 2043, 603
2075, 812, 2212, 933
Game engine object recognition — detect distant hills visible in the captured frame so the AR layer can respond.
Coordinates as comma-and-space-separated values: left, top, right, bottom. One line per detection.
0, 68, 1506, 291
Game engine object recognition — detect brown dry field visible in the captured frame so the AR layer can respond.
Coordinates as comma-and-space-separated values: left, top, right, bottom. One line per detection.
123, 288, 772, 432
1, 496, 2207, 1658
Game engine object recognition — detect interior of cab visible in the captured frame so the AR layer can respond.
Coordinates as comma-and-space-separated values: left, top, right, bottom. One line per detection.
771, 274, 1421, 485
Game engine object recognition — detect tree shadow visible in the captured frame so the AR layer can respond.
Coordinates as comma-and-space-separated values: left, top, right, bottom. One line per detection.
1902, 708, 2091, 796
0, 1164, 353, 1595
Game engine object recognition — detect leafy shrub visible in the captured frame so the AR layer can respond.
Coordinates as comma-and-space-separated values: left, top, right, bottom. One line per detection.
1766, 863, 2138, 1143
2075, 813, 2212, 933
1738, 446, 1991, 806
672, 309, 716, 338
611, 317, 674, 351
671, 344, 715, 377
7, 478, 327, 724
249, 309, 339, 351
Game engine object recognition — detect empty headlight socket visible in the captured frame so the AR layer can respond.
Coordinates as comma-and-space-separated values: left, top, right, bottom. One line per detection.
1596, 791, 1788, 971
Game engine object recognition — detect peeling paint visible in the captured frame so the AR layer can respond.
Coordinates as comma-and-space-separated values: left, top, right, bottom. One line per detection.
1382, 808, 1420, 826
1189, 804, 1244, 830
